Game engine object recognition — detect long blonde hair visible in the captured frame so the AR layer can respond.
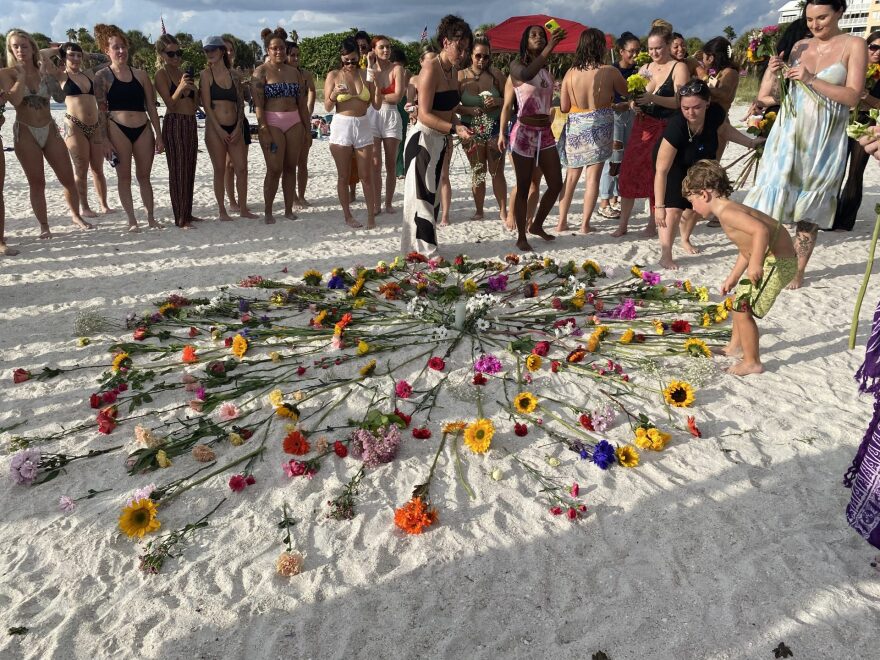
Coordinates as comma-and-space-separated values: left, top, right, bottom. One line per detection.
5, 29, 40, 68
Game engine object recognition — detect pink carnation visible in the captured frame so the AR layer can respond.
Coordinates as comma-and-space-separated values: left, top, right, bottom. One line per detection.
217, 402, 240, 421
395, 380, 412, 399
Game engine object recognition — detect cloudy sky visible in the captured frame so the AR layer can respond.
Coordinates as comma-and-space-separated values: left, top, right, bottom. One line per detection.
2, 0, 786, 44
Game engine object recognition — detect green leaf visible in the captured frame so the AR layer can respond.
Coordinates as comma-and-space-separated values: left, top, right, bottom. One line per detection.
8, 627, 28, 635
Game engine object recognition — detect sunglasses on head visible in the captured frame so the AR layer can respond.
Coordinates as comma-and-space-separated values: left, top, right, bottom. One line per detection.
679, 80, 709, 97
870, 44, 880, 52
164, 49, 182, 58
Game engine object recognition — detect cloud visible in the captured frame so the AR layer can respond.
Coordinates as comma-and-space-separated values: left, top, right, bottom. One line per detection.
4, 0, 787, 44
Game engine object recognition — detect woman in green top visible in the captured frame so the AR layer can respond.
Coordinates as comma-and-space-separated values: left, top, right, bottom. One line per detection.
458, 36, 507, 222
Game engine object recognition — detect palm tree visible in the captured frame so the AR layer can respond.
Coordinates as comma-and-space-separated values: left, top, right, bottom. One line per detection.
66, 28, 77, 43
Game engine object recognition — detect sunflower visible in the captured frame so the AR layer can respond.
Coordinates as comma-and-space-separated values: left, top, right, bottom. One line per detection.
513, 391, 538, 415
349, 277, 366, 297
620, 329, 635, 344
462, 279, 478, 294
111, 352, 130, 372
570, 290, 585, 310
616, 445, 640, 468
463, 418, 495, 453
275, 403, 300, 421
630, 265, 642, 279
302, 269, 323, 286
231, 334, 248, 358
582, 259, 601, 276
119, 498, 161, 538
594, 325, 610, 340
586, 335, 600, 352
525, 354, 542, 372
683, 279, 693, 293
663, 380, 695, 407
684, 338, 712, 358
701, 313, 711, 328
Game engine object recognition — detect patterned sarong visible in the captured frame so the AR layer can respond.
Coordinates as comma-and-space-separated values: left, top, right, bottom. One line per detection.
401, 122, 447, 257
558, 108, 614, 169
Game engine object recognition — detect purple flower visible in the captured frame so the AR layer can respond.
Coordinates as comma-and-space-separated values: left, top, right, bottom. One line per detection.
58, 495, 77, 513
474, 354, 503, 375
195, 387, 207, 401
327, 275, 346, 289
10, 449, 41, 485
487, 274, 508, 292
591, 440, 617, 470
126, 483, 157, 506
611, 298, 637, 320
349, 425, 402, 468
641, 271, 661, 286
570, 440, 589, 460
238, 299, 250, 313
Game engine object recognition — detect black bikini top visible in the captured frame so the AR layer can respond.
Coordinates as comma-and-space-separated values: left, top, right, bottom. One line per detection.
107, 68, 146, 112
432, 89, 460, 112
63, 73, 94, 96
169, 77, 194, 99
210, 77, 237, 104
643, 62, 679, 119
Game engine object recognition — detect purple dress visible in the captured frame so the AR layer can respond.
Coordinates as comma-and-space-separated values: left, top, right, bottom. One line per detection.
844, 299, 880, 549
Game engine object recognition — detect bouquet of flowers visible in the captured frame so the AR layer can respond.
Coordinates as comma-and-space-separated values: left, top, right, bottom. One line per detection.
745, 25, 779, 64
626, 73, 649, 98
634, 51, 651, 67
731, 110, 777, 189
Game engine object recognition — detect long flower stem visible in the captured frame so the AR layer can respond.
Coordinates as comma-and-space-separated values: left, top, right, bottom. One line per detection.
849, 205, 880, 349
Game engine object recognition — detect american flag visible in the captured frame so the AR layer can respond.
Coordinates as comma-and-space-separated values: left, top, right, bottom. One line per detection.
420, 25, 428, 42
160, 16, 166, 35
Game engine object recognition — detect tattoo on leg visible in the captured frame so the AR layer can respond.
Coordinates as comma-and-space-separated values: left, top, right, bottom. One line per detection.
794, 221, 818, 258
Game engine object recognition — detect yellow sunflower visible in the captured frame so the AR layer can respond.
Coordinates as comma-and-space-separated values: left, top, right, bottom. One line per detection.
302, 269, 323, 285
663, 380, 695, 408
684, 338, 712, 358
582, 259, 601, 276
231, 334, 248, 358
570, 290, 585, 310
616, 445, 640, 468
620, 329, 635, 344
357, 340, 370, 355
701, 313, 711, 328
275, 403, 299, 421
697, 287, 709, 302
111, 352, 130, 372
119, 498, 161, 538
525, 354, 542, 372
683, 279, 693, 293
513, 391, 538, 414
463, 418, 494, 453
652, 320, 665, 335
349, 277, 366, 297
462, 279, 478, 294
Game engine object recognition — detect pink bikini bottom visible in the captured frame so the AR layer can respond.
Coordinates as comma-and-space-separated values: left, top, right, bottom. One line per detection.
264, 111, 301, 133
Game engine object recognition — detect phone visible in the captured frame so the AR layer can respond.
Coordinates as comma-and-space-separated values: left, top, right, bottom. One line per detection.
544, 19, 560, 33
185, 66, 194, 78
107, 152, 119, 168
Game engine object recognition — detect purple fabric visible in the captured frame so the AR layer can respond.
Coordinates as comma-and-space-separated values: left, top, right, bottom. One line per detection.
845, 298, 880, 549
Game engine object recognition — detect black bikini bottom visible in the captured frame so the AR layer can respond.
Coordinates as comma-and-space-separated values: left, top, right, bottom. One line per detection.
221, 123, 236, 134
111, 119, 148, 144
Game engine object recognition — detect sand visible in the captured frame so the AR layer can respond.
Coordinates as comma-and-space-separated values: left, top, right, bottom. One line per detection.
1, 103, 879, 659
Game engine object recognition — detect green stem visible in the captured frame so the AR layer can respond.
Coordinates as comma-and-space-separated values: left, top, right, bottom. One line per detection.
849, 205, 880, 349
161, 445, 266, 505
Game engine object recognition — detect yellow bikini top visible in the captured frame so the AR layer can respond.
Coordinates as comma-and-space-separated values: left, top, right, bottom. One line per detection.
336, 85, 370, 103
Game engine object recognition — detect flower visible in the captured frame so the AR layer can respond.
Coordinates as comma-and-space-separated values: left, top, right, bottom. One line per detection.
395, 380, 413, 399
412, 427, 432, 439
229, 432, 245, 446
591, 440, 617, 470
333, 441, 348, 457
302, 269, 323, 285
684, 338, 712, 358
283, 430, 311, 455
663, 380, 695, 408
111, 352, 130, 373
428, 356, 445, 371
687, 416, 702, 438
156, 450, 173, 468
229, 474, 256, 492
579, 413, 594, 431
616, 445, 640, 467
283, 459, 318, 478
276, 550, 305, 576
620, 329, 635, 344
58, 495, 77, 513
191, 444, 216, 462
491, 467, 504, 481
12, 368, 31, 384
630, 265, 643, 279
118, 498, 161, 538
357, 340, 370, 355
231, 334, 248, 358
513, 392, 538, 415
359, 359, 377, 377
268, 389, 284, 407
652, 320, 665, 335
570, 482, 580, 497
641, 270, 661, 286
514, 422, 528, 437
133, 327, 148, 341
181, 345, 198, 363
634, 427, 671, 451
566, 348, 586, 364
474, 354, 502, 374
487, 274, 508, 292
217, 402, 239, 421
473, 372, 488, 385
349, 425, 402, 467
671, 319, 692, 334
462, 279, 478, 294
394, 409, 412, 428
394, 497, 438, 534
442, 421, 467, 434
532, 341, 550, 357
96, 405, 118, 434
134, 425, 165, 449
525, 354, 542, 372
464, 418, 494, 453
10, 449, 40, 485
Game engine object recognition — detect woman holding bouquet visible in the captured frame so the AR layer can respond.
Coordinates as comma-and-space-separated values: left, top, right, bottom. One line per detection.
613, 24, 688, 238
744, 0, 866, 288
833, 30, 880, 231
458, 36, 507, 222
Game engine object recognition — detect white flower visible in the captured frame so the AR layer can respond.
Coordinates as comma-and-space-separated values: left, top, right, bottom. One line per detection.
432, 326, 450, 340
476, 319, 490, 331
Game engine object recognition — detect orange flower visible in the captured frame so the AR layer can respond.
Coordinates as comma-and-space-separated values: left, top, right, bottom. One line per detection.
394, 497, 437, 535
182, 345, 198, 363
566, 348, 587, 363
378, 282, 402, 300
687, 415, 702, 438
283, 430, 311, 455
334, 312, 354, 336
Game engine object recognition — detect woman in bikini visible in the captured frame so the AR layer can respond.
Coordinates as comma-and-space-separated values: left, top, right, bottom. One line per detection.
499, 24, 566, 252
200, 35, 255, 223
222, 36, 254, 217
458, 36, 507, 223
155, 34, 202, 229
286, 42, 316, 210
325, 37, 379, 229
45, 41, 112, 218
93, 23, 162, 232
556, 28, 627, 234
613, 25, 689, 238
0, 89, 13, 255
367, 36, 405, 215
0, 30, 91, 240
253, 28, 309, 224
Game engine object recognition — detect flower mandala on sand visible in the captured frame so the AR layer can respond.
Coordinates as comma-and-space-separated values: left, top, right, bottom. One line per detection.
514, 392, 538, 415
464, 419, 494, 453
119, 498, 161, 539
394, 497, 438, 535
664, 381, 695, 408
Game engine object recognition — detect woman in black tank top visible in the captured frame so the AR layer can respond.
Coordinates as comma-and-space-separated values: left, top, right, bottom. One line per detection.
94, 23, 163, 232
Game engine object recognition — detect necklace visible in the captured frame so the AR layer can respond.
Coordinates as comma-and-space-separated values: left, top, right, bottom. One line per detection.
439, 56, 456, 81
687, 121, 703, 143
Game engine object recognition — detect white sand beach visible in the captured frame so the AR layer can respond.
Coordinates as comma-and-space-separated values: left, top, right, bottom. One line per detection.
1, 103, 879, 659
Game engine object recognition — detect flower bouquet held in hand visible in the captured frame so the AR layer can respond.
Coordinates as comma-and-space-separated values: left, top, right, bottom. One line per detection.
730, 110, 777, 189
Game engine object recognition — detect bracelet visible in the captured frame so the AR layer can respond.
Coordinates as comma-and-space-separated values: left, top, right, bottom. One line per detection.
449, 121, 458, 135
655, 205, 666, 209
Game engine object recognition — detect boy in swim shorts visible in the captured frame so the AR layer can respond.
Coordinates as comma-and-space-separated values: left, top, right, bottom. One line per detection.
683, 160, 797, 376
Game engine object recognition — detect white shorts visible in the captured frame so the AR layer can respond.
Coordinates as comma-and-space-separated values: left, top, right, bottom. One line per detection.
329, 113, 374, 149
376, 103, 402, 140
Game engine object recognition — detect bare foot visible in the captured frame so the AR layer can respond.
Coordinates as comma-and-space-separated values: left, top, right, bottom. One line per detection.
240, 209, 259, 219
728, 361, 764, 376
439, 219, 450, 227
659, 256, 679, 270
192, 215, 207, 222
265, 215, 276, 225
556, 223, 569, 232
504, 219, 516, 231
219, 211, 235, 222
147, 220, 164, 229
299, 199, 310, 209
374, 208, 383, 216
681, 240, 699, 255
127, 223, 141, 233
470, 212, 484, 221
179, 223, 197, 230
345, 217, 363, 228
786, 274, 805, 290
611, 226, 628, 238
229, 203, 241, 213
81, 208, 98, 218
579, 224, 594, 235
100, 206, 115, 214
529, 227, 556, 241
365, 220, 376, 229
0, 243, 20, 256
516, 238, 534, 252
284, 211, 298, 220
385, 205, 398, 214
72, 217, 95, 230
714, 343, 742, 358
641, 227, 658, 238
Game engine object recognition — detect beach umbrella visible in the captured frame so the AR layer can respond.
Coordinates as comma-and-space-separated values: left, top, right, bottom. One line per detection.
484, 15, 613, 54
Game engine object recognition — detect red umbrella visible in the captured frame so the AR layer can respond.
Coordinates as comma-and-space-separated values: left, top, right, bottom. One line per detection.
484, 14, 613, 54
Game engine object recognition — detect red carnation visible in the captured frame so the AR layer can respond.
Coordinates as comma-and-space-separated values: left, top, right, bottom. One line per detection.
551, 360, 561, 373
102, 390, 118, 405
549, 506, 563, 516
514, 423, 528, 437
132, 327, 148, 341
229, 475, 248, 492
394, 408, 412, 428
117, 383, 128, 392
428, 357, 445, 371
532, 341, 550, 356
551, 297, 563, 310
473, 373, 487, 386
188, 326, 200, 338
96, 405, 118, 434
296, 366, 307, 376
671, 319, 692, 334
239, 428, 254, 440
12, 368, 31, 384
224, 336, 233, 347
579, 414, 594, 431
89, 393, 101, 409
412, 427, 432, 439
333, 441, 348, 458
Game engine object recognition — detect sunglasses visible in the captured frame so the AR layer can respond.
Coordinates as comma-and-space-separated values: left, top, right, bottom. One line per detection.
870, 44, 880, 52
341, 58, 358, 65
473, 53, 489, 60
164, 49, 182, 58
679, 80, 709, 97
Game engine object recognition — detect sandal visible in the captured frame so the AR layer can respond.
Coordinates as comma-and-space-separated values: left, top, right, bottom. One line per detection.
610, 201, 621, 212
597, 206, 620, 219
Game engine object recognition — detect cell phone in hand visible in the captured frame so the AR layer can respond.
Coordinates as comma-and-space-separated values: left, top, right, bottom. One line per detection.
107, 152, 119, 168
185, 66, 194, 78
